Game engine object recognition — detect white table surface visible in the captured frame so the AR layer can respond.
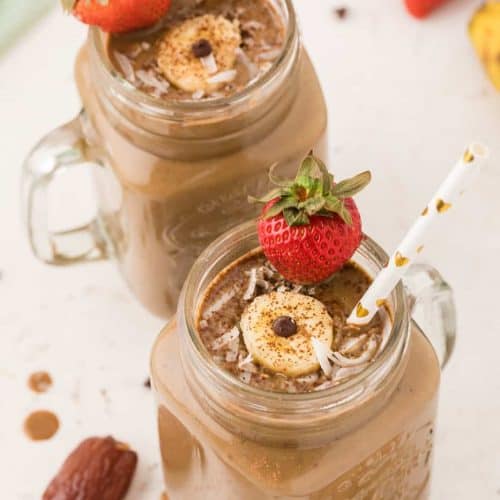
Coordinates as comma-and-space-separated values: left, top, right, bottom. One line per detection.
1, 1, 499, 498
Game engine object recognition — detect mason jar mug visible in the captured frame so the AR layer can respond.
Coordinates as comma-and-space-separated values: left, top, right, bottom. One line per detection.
22, 0, 328, 318
151, 221, 456, 499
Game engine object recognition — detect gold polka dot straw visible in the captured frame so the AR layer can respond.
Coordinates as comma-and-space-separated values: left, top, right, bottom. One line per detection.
348, 143, 489, 326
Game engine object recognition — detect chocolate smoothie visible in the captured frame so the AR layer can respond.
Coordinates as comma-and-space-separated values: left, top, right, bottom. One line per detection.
151, 230, 441, 499
72, 0, 327, 317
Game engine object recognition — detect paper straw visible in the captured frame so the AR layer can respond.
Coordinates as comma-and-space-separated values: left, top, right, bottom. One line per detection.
348, 143, 489, 326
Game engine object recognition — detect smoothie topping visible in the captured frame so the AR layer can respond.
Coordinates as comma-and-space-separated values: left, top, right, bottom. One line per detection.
157, 15, 241, 93
192, 39, 213, 58
106, 0, 286, 100
197, 157, 381, 390
251, 154, 371, 284
197, 250, 387, 392
61, 0, 172, 33
272, 315, 298, 338
240, 292, 333, 377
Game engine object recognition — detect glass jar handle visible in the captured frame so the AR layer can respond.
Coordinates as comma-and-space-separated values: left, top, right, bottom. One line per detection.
403, 263, 456, 368
21, 112, 109, 265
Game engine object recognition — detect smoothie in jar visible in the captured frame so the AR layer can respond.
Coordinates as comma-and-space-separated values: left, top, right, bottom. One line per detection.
151, 158, 447, 499
23, 0, 328, 318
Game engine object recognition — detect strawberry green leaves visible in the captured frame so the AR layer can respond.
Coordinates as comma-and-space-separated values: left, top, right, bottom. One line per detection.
300, 195, 326, 216
283, 208, 310, 226
268, 163, 294, 188
330, 171, 372, 198
261, 197, 298, 218
250, 154, 371, 227
247, 187, 282, 204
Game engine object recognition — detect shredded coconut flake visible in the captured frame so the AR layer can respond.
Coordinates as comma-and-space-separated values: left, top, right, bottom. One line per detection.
258, 48, 282, 61
259, 62, 273, 75
238, 353, 258, 373
128, 45, 143, 58
115, 53, 135, 82
283, 381, 299, 393
207, 69, 237, 84
242, 20, 265, 31
339, 334, 368, 354
235, 47, 258, 79
311, 337, 333, 377
329, 337, 378, 367
243, 268, 258, 301
191, 89, 205, 100
136, 70, 170, 94
296, 373, 319, 384
334, 365, 366, 381
225, 337, 240, 362
212, 326, 240, 350
201, 53, 218, 75
261, 266, 275, 279
255, 278, 270, 291
314, 380, 334, 391
239, 372, 252, 384
203, 289, 235, 318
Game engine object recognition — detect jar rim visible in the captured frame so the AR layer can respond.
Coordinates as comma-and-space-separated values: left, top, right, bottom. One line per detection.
88, 0, 298, 121
179, 220, 410, 414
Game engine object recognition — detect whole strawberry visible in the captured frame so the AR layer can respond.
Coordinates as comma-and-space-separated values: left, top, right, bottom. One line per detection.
62, 0, 172, 34
404, 0, 449, 19
251, 154, 371, 284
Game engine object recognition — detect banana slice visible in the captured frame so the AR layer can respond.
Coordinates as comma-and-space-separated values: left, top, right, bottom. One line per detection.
157, 14, 241, 93
240, 292, 334, 378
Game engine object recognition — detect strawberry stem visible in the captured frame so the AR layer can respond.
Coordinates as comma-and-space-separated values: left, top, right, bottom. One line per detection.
250, 154, 371, 226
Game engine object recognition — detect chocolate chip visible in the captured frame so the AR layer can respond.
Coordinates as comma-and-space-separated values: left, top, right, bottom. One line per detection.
272, 316, 298, 338
143, 377, 151, 389
334, 7, 348, 19
240, 29, 252, 39
192, 39, 213, 58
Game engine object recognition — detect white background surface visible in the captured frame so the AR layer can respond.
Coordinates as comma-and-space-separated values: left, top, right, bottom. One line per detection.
1, 1, 499, 498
